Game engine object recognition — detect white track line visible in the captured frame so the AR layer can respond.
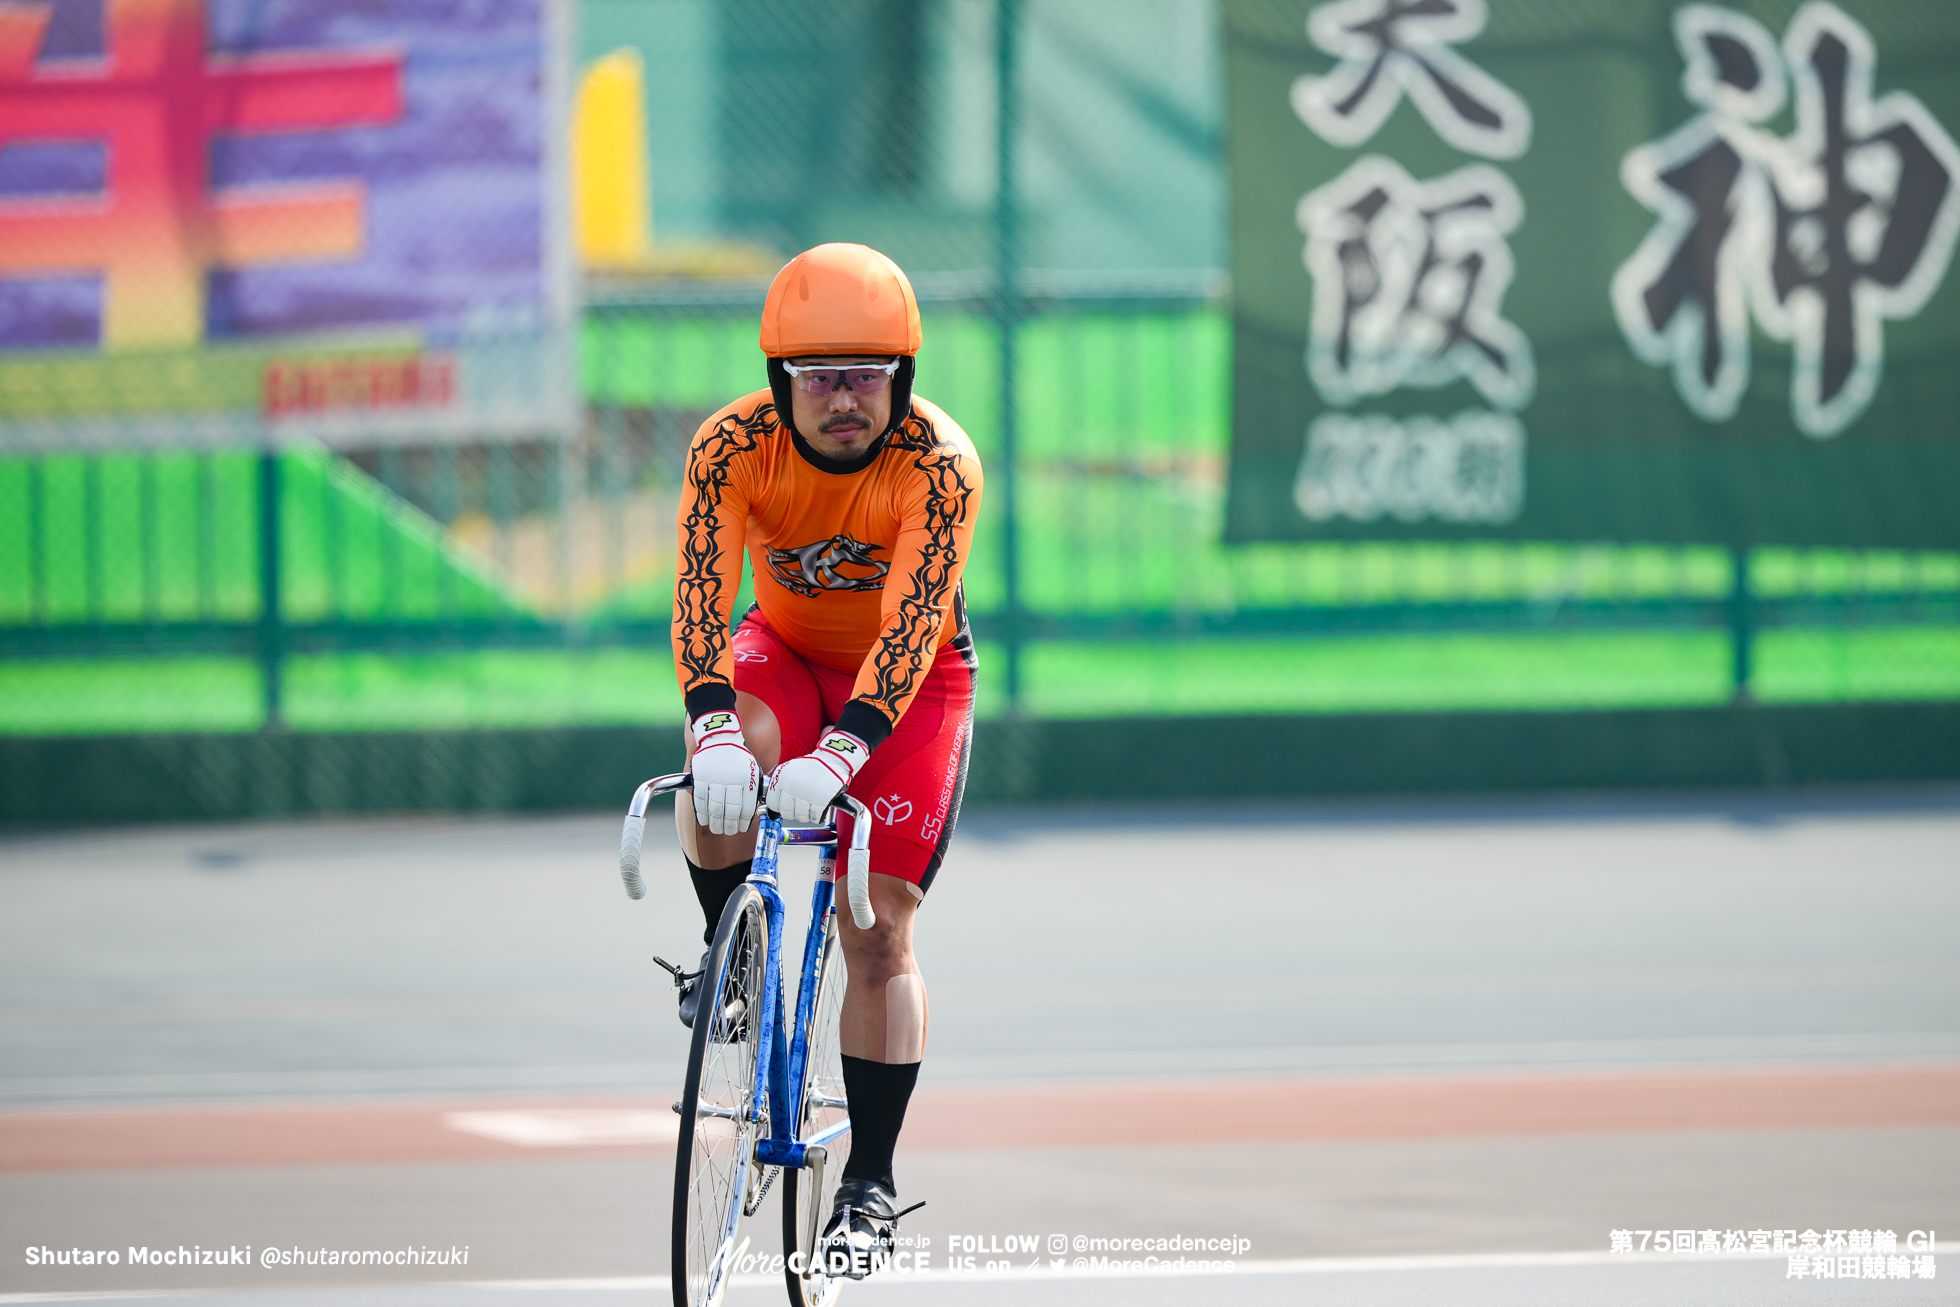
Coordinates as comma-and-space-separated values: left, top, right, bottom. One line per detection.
5, 1246, 1950, 1301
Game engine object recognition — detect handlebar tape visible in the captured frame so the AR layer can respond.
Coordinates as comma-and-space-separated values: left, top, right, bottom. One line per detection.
847, 845, 875, 930
619, 813, 647, 900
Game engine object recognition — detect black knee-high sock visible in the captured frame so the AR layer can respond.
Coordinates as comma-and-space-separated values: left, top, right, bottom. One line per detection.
687, 858, 752, 946
840, 1055, 920, 1192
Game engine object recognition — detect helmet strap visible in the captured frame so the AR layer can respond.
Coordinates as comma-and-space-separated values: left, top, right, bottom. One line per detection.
887, 354, 917, 437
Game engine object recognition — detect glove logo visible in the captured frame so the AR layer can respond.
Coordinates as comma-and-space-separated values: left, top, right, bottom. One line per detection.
874, 794, 912, 825
698, 713, 735, 733
823, 733, 861, 757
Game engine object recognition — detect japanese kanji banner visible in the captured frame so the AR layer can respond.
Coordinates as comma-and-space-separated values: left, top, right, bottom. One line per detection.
0, 0, 574, 449
1225, 0, 1960, 547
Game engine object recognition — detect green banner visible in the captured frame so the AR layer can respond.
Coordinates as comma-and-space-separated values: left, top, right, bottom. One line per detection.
1226, 0, 1960, 546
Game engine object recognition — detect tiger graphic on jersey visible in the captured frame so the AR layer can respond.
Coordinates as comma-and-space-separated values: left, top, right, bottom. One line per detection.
767, 534, 891, 597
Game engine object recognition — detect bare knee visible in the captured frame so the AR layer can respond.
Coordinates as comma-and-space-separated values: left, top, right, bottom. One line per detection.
844, 918, 910, 981
731, 691, 782, 771
841, 875, 918, 984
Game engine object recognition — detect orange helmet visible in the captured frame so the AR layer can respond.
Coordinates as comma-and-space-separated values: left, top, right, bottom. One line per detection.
760, 243, 922, 358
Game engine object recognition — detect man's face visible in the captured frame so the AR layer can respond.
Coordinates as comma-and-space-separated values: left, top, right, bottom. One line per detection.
787, 356, 894, 460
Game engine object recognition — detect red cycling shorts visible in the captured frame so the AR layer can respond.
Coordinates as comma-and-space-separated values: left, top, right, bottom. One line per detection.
731, 612, 975, 895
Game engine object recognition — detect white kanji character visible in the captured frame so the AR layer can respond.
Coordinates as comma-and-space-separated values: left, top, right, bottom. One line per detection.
1289, 0, 1531, 158
1612, 2, 1960, 438
1297, 156, 1534, 410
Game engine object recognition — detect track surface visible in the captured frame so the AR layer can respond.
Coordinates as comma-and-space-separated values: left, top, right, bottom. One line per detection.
3, 788, 1957, 1302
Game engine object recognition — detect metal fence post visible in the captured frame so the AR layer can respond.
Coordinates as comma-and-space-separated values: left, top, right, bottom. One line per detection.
258, 448, 284, 729
995, 0, 1024, 714
1730, 545, 1753, 704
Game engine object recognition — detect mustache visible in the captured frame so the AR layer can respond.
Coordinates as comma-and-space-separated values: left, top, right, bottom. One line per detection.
820, 414, 871, 432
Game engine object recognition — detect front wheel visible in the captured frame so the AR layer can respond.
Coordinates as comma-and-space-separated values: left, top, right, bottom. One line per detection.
673, 884, 768, 1307
782, 907, 851, 1306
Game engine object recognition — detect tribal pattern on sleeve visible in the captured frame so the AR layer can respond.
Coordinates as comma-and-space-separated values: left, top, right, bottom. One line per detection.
858, 413, 978, 721
674, 404, 776, 692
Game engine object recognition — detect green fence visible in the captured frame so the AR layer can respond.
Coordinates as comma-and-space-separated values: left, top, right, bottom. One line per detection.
4, 279, 1958, 738
2, 0, 1957, 749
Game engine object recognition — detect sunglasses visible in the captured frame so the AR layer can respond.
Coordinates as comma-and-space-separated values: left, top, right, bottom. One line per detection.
782, 358, 901, 396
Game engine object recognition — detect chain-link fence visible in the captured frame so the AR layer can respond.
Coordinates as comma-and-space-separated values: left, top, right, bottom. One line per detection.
2, 0, 1957, 742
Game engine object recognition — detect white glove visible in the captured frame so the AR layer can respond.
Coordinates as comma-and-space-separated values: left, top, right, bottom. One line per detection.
690, 710, 759, 835
768, 729, 869, 824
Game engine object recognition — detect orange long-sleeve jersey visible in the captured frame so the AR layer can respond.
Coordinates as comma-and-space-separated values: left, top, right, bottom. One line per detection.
672, 390, 983, 743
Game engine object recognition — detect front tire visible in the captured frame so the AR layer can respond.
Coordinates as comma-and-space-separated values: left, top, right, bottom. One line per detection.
782, 907, 851, 1306
673, 884, 768, 1307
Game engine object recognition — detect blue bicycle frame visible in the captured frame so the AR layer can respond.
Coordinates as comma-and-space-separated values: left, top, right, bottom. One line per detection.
748, 806, 853, 1173
619, 775, 868, 1186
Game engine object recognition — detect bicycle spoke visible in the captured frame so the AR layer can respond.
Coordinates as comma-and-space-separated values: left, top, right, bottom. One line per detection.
784, 911, 853, 1305
676, 897, 767, 1307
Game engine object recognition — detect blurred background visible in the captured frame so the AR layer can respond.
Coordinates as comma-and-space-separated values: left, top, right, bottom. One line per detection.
1, 4, 1957, 1302
1, 0, 1951, 778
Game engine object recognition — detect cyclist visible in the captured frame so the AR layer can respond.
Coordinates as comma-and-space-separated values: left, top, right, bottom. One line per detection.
668, 242, 981, 1278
